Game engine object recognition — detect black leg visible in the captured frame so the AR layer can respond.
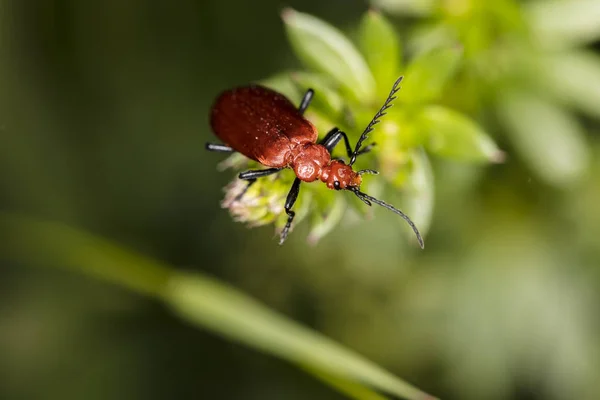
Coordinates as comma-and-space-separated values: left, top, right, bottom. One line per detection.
206, 143, 234, 152
279, 178, 302, 245
233, 167, 282, 201
238, 168, 282, 180
322, 128, 353, 157
320, 128, 375, 159
298, 89, 314, 115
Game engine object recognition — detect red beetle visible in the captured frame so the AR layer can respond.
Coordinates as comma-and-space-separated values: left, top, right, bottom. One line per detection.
207, 77, 424, 248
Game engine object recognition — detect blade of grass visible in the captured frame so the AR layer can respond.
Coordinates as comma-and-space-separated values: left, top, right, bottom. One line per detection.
300, 363, 391, 400
1, 213, 436, 400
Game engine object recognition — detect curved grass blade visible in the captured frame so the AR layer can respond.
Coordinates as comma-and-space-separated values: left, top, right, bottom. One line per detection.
1, 213, 436, 400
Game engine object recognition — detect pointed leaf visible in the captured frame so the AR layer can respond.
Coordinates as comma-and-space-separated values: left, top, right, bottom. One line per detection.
400, 47, 462, 104
417, 106, 504, 163
537, 51, 600, 120
403, 148, 435, 238
167, 273, 436, 400
301, 364, 390, 400
527, 0, 600, 48
282, 8, 376, 103
497, 91, 590, 188
359, 10, 401, 98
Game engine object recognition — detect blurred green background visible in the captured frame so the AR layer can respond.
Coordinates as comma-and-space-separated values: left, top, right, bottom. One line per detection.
2, 0, 600, 399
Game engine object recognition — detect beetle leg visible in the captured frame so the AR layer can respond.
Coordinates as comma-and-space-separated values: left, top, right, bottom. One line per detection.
238, 168, 282, 180
321, 128, 375, 159
320, 128, 354, 158
298, 89, 314, 115
235, 167, 282, 201
279, 178, 302, 245
206, 143, 234, 152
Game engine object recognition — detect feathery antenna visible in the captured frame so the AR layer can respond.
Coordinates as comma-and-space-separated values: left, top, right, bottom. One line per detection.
349, 76, 403, 166
357, 169, 379, 176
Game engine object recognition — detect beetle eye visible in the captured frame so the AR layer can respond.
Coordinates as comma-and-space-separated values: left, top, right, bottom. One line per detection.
333, 181, 341, 190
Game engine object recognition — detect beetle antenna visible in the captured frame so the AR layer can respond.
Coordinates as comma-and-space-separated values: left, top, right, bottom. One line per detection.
350, 188, 424, 249
353, 190, 372, 206
357, 169, 379, 176
349, 76, 403, 166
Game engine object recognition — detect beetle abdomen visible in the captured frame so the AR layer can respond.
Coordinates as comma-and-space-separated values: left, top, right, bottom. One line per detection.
210, 85, 318, 168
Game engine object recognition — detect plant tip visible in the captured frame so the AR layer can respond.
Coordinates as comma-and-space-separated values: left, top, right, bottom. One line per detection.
491, 150, 507, 164
367, 8, 382, 17
452, 43, 465, 53
281, 7, 296, 21
306, 234, 318, 247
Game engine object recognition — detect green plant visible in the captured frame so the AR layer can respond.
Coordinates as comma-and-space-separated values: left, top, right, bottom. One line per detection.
1, 213, 435, 400
218, 8, 502, 245
374, 0, 599, 187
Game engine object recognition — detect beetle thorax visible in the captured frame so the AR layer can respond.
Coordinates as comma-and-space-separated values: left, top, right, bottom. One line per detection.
290, 143, 331, 182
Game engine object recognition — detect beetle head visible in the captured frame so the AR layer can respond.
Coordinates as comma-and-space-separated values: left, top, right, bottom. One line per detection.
319, 160, 362, 190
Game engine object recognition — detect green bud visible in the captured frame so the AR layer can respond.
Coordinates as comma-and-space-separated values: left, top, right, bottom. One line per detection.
222, 176, 288, 228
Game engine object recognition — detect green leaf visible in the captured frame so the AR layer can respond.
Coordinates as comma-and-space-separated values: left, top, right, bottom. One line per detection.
259, 72, 302, 104
407, 23, 454, 58
282, 8, 376, 104
307, 192, 347, 245
527, 0, 600, 48
2, 214, 436, 400
168, 272, 435, 399
400, 47, 462, 105
290, 72, 346, 119
301, 364, 390, 400
536, 51, 600, 120
359, 10, 401, 99
403, 149, 435, 238
497, 91, 590, 188
371, 0, 438, 16
417, 106, 504, 163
